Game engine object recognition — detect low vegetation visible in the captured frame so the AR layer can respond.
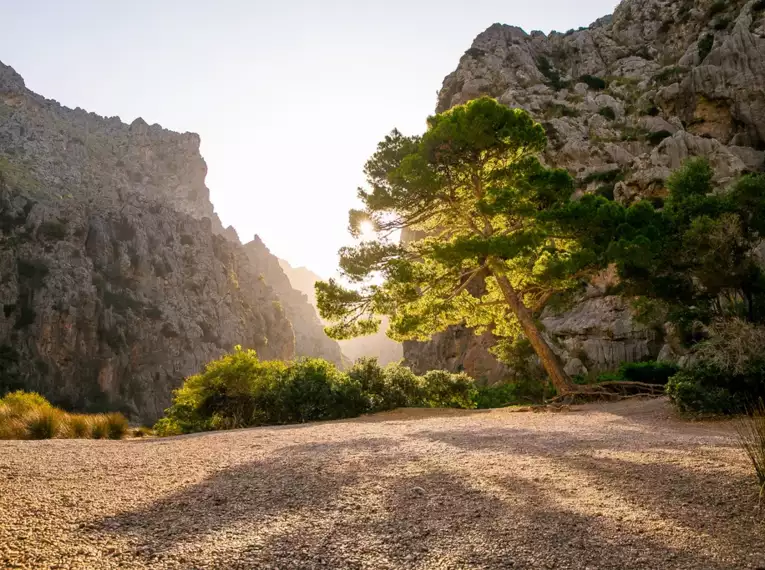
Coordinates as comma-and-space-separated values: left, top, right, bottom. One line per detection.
736, 400, 765, 498
0, 391, 129, 440
154, 349, 477, 435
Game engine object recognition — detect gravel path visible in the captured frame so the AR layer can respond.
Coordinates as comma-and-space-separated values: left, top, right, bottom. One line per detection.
1, 398, 763, 570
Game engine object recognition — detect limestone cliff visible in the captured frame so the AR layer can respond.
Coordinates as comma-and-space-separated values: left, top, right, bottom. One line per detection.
404, 0, 765, 381
277, 260, 404, 366
244, 237, 344, 366
0, 61, 308, 422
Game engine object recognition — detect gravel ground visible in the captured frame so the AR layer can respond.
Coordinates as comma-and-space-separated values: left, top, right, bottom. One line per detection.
1, 398, 764, 570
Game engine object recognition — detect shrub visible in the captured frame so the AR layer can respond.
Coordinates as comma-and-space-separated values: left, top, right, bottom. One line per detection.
155, 349, 482, 435
105, 412, 129, 439
0, 404, 25, 439
537, 57, 570, 91
653, 66, 687, 85
708, 0, 726, 17
698, 34, 714, 62
24, 407, 63, 439
595, 184, 616, 200
601, 361, 680, 386
667, 319, 765, 414
647, 130, 673, 146
90, 415, 109, 439
0, 390, 52, 415
275, 358, 366, 423
666, 364, 765, 415
581, 169, 624, 186
579, 75, 607, 90
598, 107, 616, 121
38, 220, 67, 240
65, 415, 91, 438
736, 400, 765, 497
421, 370, 477, 409
348, 358, 424, 412
131, 426, 152, 437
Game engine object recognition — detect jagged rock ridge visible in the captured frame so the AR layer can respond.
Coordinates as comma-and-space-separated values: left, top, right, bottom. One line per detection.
0, 60, 342, 422
404, 0, 765, 382
245, 237, 343, 366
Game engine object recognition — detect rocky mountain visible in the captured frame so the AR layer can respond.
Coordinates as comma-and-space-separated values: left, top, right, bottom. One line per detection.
0, 60, 340, 422
278, 259, 404, 366
404, 0, 765, 383
245, 237, 343, 367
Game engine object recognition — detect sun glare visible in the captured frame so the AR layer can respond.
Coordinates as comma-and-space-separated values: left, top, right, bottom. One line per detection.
359, 220, 376, 239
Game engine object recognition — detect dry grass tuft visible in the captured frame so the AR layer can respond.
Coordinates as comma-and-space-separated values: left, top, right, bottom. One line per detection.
694, 318, 765, 374
736, 400, 765, 499
0, 391, 130, 440
64, 414, 92, 438
89, 415, 108, 439
105, 412, 128, 440
24, 407, 64, 439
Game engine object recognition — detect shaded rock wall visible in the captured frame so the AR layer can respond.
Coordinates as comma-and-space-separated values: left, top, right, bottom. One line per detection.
0, 60, 311, 422
244, 237, 344, 367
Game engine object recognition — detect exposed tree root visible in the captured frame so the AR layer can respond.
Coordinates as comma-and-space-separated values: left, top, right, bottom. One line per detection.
548, 381, 665, 406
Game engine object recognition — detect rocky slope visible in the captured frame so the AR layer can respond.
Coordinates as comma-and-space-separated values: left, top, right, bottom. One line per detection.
404, 0, 765, 382
0, 61, 339, 422
277, 259, 403, 366
244, 237, 343, 366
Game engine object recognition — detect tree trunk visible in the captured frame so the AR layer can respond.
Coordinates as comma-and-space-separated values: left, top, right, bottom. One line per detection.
488, 262, 577, 395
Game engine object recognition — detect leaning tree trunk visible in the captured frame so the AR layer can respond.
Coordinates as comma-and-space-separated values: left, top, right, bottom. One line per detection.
488, 263, 577, 395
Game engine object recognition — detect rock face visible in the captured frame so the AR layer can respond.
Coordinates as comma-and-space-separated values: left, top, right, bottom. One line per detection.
277, 260, 404, 366
0, 60, 337, 422
244, 237, 343, 367
404, 0, 765, 381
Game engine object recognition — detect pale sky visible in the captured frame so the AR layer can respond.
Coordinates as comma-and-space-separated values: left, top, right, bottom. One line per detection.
1, 0, 619, 278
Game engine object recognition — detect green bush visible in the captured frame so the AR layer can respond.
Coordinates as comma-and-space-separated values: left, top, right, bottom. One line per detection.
599, 361, 680, 386
475, 383, 518, 409
698, 34, 714, 62
537, 57, 570, 91
348, 358, 424, 412
0, 390, 52, 415
708, 0, 726, 17
274, 358, 366, 423
579, 75, 607, 90
38, 220, 67, 240
598, 107, 616, 121
155, 349, 481, 435
667, 362, 765, 415
421, 370, 477, 409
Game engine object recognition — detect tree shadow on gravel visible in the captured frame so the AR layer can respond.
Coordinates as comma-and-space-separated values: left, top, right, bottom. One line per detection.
91, 429, 763, 570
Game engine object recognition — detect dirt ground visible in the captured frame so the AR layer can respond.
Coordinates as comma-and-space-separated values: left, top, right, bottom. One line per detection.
1, 397, 763, 570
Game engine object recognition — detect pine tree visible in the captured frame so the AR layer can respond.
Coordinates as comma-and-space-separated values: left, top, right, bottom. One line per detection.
316, 97, 602, 395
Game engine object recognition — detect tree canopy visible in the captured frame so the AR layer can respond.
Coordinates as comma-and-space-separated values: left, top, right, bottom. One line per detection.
550, 158, 765, 339
317, 97, 601, 393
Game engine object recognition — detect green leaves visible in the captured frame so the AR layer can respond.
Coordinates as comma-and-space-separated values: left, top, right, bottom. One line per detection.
317, 97, 598, 371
